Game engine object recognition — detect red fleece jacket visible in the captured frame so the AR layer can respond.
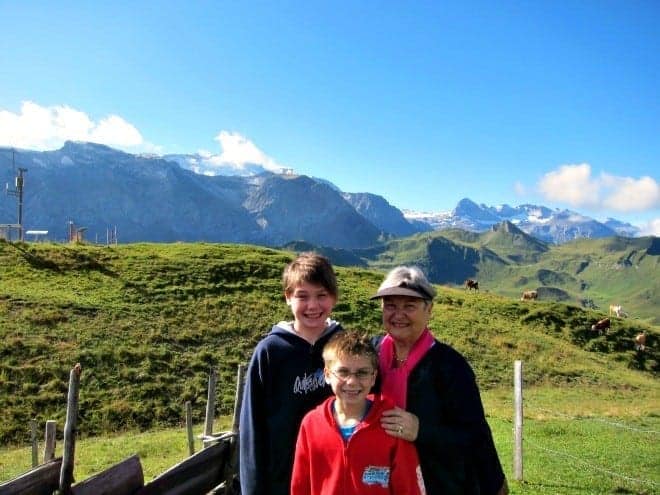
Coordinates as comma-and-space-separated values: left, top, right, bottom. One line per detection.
291, 395, 426, 495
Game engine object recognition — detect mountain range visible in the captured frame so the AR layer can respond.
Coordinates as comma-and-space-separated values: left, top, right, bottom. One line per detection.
0, 142, 642, 247
403, 198, 641, 243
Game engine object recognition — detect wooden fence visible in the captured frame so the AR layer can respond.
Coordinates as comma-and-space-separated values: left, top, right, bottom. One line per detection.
0, 364, 246, 495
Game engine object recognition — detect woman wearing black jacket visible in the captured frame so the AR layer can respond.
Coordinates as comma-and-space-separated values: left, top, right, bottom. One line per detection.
371, 266, 508, 495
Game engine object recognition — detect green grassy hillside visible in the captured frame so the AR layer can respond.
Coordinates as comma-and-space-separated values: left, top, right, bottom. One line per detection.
0, 240, 657, 446
358, 228, 659, 325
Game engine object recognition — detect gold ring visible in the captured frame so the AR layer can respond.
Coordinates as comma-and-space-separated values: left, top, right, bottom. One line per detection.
398, 426, 403, 434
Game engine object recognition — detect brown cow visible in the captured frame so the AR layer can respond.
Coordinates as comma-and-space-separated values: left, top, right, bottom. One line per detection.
591, 317, 611, 335
520, 290, 538, 301
465, 279, 479, 291
634, 332, 646, 351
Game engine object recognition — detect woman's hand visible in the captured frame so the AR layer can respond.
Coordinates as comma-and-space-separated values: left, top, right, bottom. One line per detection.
381, 406, 419, 441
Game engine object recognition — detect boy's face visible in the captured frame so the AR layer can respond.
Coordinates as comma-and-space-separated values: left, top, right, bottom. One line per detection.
285, 281, 337, 335
325, 354, 376, 407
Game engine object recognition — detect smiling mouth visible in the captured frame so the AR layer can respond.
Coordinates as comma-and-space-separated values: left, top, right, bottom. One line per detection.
342, 389, 363, 395
390, 321, 409, 327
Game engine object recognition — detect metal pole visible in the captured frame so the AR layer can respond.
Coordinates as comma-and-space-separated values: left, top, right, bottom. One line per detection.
17, 168, 26, 241
5, 151, 27, 241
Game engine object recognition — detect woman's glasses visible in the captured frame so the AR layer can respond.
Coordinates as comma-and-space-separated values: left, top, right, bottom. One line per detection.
330, 368, 375, 381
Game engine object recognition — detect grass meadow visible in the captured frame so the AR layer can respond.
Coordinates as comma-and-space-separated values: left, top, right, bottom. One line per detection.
0, 240, 658, 494
2, 387, 658, 494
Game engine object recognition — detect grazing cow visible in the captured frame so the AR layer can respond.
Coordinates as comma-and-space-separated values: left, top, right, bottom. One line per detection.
609, 304, 627, 318
465, 279, 479, 291
591, 317, 611, 335
634, 332, 646, 352
520, 290, 538, 301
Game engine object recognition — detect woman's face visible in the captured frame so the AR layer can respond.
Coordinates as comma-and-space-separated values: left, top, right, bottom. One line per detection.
381, 295, 432, 345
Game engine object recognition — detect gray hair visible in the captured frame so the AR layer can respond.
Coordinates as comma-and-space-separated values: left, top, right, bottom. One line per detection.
375, 266, 436, 301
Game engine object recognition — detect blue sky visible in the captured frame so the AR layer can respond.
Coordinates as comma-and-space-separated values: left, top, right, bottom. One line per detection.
1, 1, 658, 233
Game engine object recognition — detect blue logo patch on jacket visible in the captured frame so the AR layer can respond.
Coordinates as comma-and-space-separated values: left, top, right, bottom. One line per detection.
362, 466, 390, 488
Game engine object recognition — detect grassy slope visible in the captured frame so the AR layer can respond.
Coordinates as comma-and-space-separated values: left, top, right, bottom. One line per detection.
0, 240, 657, 444
0, 241, 384, 444
365, 231, 659, 325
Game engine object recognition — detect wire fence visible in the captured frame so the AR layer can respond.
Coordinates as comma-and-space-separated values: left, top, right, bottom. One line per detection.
514, 399, 659, 493
528, 405, 660, 435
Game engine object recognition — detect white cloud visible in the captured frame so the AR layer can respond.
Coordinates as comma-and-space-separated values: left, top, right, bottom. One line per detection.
0, 101, 157, 152
213, 131, 286, 172
601, 174, 659, 212
90, 115, 143, 147
538, 163, 600, 208
638, 218, 660, 237
537, 163, 660, 213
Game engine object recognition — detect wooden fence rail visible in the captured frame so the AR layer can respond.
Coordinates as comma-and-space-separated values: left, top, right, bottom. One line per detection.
136, 437, 231, 495
71, 455, 144, 495
0, 458, 62, 495
0, 364, 243, 495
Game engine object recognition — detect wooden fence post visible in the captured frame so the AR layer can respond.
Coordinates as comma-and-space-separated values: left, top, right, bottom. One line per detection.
203, 368, 217, 444
30, 420, 38, 468
59, 363, 82, 495
231, 365, 246, 435
44, 420, 57, 462
223, 364, 246, 495
513, 360, 523, 481
186, 401, 195, 456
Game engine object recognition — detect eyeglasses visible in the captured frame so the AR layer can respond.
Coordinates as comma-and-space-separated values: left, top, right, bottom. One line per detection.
330, 368, 375, 381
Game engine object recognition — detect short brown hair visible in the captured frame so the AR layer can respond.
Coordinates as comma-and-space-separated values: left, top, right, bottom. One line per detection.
322, 332, 378, 370
282, 252, 338, 297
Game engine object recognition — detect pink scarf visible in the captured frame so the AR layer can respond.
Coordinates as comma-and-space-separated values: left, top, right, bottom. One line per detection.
378, 328, 435, 408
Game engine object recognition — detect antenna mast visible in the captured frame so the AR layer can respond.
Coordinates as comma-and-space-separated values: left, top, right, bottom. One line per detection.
6, 150, 27, 241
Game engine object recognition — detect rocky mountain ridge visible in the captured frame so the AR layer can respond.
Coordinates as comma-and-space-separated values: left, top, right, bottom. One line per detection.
404, 198, 640, 243
0, 142, 642, 246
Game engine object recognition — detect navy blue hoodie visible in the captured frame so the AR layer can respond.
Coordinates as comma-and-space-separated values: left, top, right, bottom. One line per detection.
239, 320, 342, 495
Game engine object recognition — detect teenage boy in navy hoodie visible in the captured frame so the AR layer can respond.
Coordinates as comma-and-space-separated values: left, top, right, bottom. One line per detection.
239, 252, 343, 495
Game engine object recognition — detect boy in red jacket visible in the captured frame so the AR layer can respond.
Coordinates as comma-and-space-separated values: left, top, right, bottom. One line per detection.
291, 332, 426, 495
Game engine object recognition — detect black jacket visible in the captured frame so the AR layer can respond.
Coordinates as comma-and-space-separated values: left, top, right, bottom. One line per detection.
374, 336, 506, 495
